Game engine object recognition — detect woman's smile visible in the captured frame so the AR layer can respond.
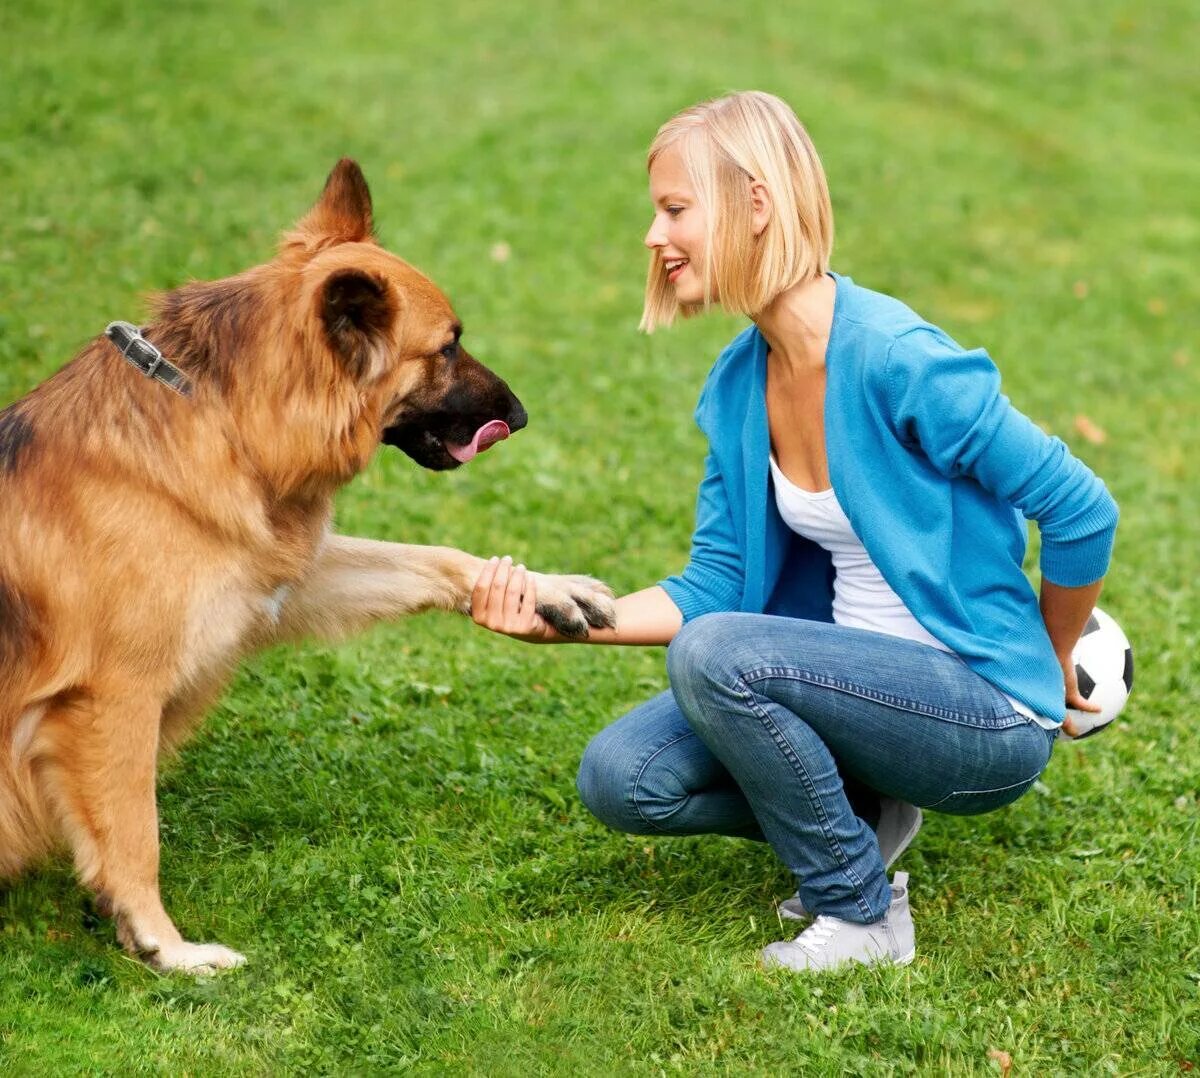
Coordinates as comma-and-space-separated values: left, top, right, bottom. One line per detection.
665, 257, 689, 282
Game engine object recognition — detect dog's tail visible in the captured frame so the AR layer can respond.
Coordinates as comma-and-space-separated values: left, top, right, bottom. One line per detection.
0, 582, 59, 878
0, 709, 58, 879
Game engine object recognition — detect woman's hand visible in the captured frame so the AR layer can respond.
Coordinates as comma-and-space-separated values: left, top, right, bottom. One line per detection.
1059, 651, 1102, 738
1041, 578, 1105, 738
471, 556, 560, 643
471, 563, 679, 648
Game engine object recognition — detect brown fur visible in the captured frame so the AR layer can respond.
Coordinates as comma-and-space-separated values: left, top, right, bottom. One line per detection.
0, 160, 613, 972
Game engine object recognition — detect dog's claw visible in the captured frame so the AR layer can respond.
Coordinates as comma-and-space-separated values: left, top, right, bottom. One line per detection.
576, 593, 617, 630
531, 573, 615, 639
537, 603, 589, 640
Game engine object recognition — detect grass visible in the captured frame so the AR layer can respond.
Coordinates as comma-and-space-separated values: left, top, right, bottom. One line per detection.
1, 0, 1198, 1072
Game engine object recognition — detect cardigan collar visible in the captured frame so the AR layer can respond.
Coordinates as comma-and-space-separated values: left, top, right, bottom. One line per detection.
742, 272, 848, 609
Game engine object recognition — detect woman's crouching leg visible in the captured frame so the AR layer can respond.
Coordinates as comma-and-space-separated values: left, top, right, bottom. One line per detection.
576, 690, 763, 839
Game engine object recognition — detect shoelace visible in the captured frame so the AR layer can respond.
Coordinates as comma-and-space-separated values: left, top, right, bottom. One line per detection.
797, 915, 841, 955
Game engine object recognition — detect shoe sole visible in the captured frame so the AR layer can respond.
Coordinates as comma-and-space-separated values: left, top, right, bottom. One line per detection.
761, 946, 917, 972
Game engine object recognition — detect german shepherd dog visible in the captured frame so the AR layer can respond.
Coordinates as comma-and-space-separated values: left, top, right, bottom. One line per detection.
0, 160, 614, 973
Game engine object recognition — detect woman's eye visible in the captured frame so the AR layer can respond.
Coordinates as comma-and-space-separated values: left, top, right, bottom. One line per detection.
666, 205, 684, 218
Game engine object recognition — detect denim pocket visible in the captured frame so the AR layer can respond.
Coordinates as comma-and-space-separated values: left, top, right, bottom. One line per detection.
925, 772, 1041, 816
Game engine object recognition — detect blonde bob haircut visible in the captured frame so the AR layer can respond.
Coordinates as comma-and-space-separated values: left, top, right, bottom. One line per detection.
640, 91, 834, 332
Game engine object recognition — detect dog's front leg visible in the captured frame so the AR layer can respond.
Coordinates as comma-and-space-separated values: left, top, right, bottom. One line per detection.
270, 534, 614, 644
35, 690, 245, 974
270, 536, 481, 644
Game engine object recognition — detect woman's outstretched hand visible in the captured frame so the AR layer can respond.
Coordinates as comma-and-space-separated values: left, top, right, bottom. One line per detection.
471, 556, 560, 643
472, 564, 678, 647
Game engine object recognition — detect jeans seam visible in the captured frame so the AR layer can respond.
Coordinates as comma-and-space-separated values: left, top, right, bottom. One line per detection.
731, 674, 877, 922
924, 770, 1045, 810
630, 731, 697, 833
741, 665, 1026, 729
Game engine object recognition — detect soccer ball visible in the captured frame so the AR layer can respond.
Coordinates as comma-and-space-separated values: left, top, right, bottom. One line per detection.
1066, 607, 1133, 739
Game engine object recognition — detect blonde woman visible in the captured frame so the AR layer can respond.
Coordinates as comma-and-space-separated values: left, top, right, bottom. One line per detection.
471, 92, 1116, 972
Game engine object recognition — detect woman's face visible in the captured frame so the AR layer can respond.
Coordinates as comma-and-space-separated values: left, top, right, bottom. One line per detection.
644, 144, 710, 306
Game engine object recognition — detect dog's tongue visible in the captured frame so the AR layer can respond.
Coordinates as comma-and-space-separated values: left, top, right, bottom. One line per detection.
445, 420, 511, 463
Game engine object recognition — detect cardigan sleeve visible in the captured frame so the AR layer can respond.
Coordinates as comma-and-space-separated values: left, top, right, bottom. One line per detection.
658, 447, 745, 621
883, 326, 1118, 587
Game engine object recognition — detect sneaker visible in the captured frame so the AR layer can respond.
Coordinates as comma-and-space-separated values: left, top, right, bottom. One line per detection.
763, 872, 916, 972
777, 798, 922, 922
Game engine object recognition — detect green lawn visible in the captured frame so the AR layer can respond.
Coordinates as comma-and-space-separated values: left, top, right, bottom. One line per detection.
1, 0, 1198, 1072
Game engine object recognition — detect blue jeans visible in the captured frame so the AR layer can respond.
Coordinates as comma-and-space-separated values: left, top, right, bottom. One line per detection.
576, 613, 1057, 924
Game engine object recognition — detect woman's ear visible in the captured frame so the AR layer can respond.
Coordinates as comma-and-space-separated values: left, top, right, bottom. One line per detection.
750, 179, 772, 237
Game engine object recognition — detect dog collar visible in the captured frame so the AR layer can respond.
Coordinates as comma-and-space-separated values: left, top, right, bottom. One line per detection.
104, 321, 193, 397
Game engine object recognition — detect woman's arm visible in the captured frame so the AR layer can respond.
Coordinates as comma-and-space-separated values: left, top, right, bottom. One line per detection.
885, 327, 1119, 590
471, 557, 682, 645
885, 328, 1118, 728
1040, 577, 1105, 734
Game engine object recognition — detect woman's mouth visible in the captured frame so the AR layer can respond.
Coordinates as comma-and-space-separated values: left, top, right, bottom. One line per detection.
665, 258, 689, 283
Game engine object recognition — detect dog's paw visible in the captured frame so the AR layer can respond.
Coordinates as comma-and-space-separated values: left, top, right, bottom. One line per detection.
148, 940, 247, 976
531, 573, 616, 639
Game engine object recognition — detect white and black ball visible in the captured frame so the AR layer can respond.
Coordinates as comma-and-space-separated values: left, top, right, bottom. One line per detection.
1066, 607, 1133, 739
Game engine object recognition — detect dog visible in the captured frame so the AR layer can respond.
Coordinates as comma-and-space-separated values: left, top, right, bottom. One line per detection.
0, 159, 614, 973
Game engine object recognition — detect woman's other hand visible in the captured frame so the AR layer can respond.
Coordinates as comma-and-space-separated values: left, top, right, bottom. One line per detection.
1060, 652, 1103, 738
1040, 578, 1105, 738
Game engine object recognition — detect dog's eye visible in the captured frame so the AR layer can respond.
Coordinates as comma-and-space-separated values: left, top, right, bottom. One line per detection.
439, 342, 459, 361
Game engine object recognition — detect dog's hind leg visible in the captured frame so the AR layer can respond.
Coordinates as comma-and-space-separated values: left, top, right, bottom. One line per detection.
33, 688, 245, 974
268, 533, 614, 645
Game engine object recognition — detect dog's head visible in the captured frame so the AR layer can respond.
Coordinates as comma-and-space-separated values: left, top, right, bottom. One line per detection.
276, 159, 527, 473
151, 161, 527, 492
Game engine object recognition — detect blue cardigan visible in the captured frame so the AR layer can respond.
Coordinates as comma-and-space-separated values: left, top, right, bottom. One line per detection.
659, 273, 1119, 723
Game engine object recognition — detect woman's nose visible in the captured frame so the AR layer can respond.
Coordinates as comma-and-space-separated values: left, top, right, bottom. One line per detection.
644, 214, 667, 250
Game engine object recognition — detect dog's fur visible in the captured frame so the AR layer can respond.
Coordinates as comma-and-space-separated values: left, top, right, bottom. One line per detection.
0, 160, 613, 972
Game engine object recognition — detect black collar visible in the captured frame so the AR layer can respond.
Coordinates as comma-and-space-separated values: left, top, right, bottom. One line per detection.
104, 321, 193, 397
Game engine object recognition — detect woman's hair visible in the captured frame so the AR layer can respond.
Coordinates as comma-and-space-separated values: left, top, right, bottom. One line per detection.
640, 91, 834, 332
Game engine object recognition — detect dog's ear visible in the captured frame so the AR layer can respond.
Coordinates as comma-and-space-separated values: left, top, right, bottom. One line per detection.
321, 268, 395, 379
287, 159, 375, 249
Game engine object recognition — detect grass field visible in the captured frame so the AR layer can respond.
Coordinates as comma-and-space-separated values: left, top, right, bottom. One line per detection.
1, 0, 1198, 1072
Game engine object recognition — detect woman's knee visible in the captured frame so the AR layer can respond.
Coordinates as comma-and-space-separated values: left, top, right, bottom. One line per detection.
576, 716, 705, 836
576, 725, 658, 834
666, 613, 742, 699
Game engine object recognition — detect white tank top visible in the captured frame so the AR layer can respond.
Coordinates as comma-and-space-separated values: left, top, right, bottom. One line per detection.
768, 456, 1054, 728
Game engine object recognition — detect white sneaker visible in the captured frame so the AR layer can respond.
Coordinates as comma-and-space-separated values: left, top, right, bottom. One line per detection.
763, 872, 916, 972
778, 798, 922, 922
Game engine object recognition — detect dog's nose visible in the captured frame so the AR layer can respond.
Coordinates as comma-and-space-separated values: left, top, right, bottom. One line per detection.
508, 399, 529, 433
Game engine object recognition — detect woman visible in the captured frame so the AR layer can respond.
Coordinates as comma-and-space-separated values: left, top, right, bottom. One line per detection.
471, 91, 1116, 972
